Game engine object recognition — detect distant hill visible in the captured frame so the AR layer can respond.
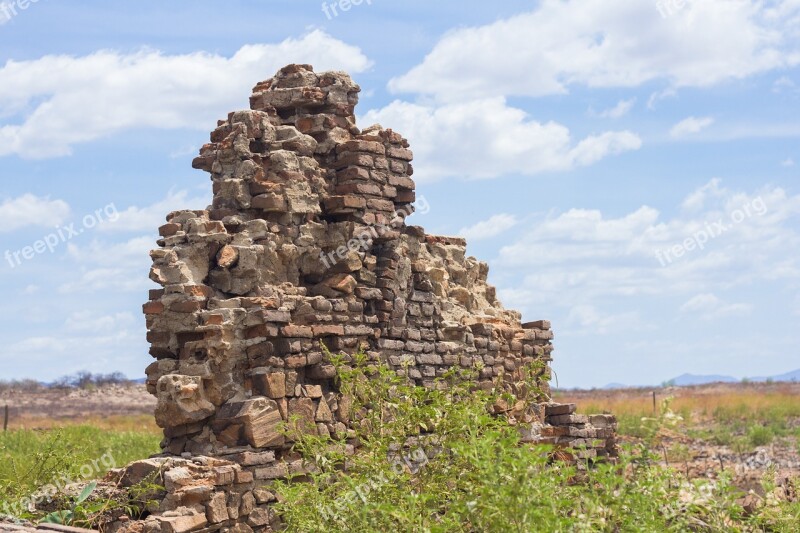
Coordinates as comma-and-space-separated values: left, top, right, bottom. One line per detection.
599, 368, 800, 389
601, 382, 629, 390
750, 368, 800, 383
668, 373, 739, 386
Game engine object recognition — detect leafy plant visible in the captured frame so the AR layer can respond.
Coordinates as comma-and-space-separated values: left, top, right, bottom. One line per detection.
41, 482, 97, 526
748, 425, 774, 448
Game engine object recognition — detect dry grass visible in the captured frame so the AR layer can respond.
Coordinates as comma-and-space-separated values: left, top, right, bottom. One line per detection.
7, 414, 161, 434
554, 382, 800, 451
555, 383, 800, 422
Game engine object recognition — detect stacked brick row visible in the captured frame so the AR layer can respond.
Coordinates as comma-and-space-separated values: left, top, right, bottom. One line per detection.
536, 403, 617, 460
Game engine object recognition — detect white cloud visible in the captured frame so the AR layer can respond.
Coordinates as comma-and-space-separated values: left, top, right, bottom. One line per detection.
59, 267, 153, 294
60, 189, 214, 293
0, 194, 70, 232
773, 75, 797, 92
60, 236, 155, 293
592, 98, 636, 119
494, 180, 800, 313
64, 311, 136, 333
8, 327, 141, 381
0, 30, 372, 158
98, 188, 210, 233
670, 116, 715, 138
362, 98, 641, 181
782, 157, 795, 167
680, 293, 752, 320
459, 214, 518, 241
389, 0, 800, 102
647, 88, 677, 110
681, 177, 725, 211
565, 304, 645, 335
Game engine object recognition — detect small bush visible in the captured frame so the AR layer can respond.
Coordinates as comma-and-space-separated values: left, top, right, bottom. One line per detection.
711, 426, 734, 446
748, 425, 774, 448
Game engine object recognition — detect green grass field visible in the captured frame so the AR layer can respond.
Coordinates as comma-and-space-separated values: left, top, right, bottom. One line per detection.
0, 425, 161, 518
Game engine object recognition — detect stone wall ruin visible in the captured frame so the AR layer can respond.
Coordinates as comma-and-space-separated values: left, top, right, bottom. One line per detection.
114, 64, 618, 533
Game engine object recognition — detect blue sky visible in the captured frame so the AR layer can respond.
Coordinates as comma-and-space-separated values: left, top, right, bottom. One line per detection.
1, 0, 799, 388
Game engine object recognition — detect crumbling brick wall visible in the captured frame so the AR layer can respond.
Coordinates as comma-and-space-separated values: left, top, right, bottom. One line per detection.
71, 64, 617, 533
142, 64, 572, 459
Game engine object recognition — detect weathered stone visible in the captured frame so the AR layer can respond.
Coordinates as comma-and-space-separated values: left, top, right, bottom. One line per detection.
215, 398, 284, 448
247, 508, 271, 528
156, 508, 208, 533
206, 492, 229, 524
155, 375, 215, 428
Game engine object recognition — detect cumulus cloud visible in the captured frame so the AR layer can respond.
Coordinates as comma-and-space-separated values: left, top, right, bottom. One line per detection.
565, 304, 646, 335
670, 116, 715, 138
680, 293, 752, 320
647, 88, 677, 110
8, 325, 142, 381
0, 30, 372, 158
681, 177, 726, 211
361, 98, 641, 181
0, 2, 11, 25
459, 214, 518, 241
0, 194, 70, 232
64, 311, 136, 333
98, 188, 210, 233
389, 0, 800, 102
592, 98, 636, 119
60, 236, 155, 293
494, 179, 800, 314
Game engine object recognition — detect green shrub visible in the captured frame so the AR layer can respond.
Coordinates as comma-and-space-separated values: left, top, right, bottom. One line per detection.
748, 425, 774, 448
710, 426, 734, 446
271, 353, 800, 532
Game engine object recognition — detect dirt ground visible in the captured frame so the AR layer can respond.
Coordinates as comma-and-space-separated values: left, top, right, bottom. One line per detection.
555, 382, 800, 494
0, 384, 156, 430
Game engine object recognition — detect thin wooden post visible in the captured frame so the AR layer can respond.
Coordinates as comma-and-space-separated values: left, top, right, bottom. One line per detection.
652, 391, 657, 415
3, 404, 8, 431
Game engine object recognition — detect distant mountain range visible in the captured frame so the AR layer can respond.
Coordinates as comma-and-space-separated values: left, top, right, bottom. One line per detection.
600, 368, 800, 390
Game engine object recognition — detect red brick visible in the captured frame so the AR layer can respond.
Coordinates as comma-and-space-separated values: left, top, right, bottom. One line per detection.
142, 301, 165, 315
312, 325, 345, 336
281, 325, 313, 338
